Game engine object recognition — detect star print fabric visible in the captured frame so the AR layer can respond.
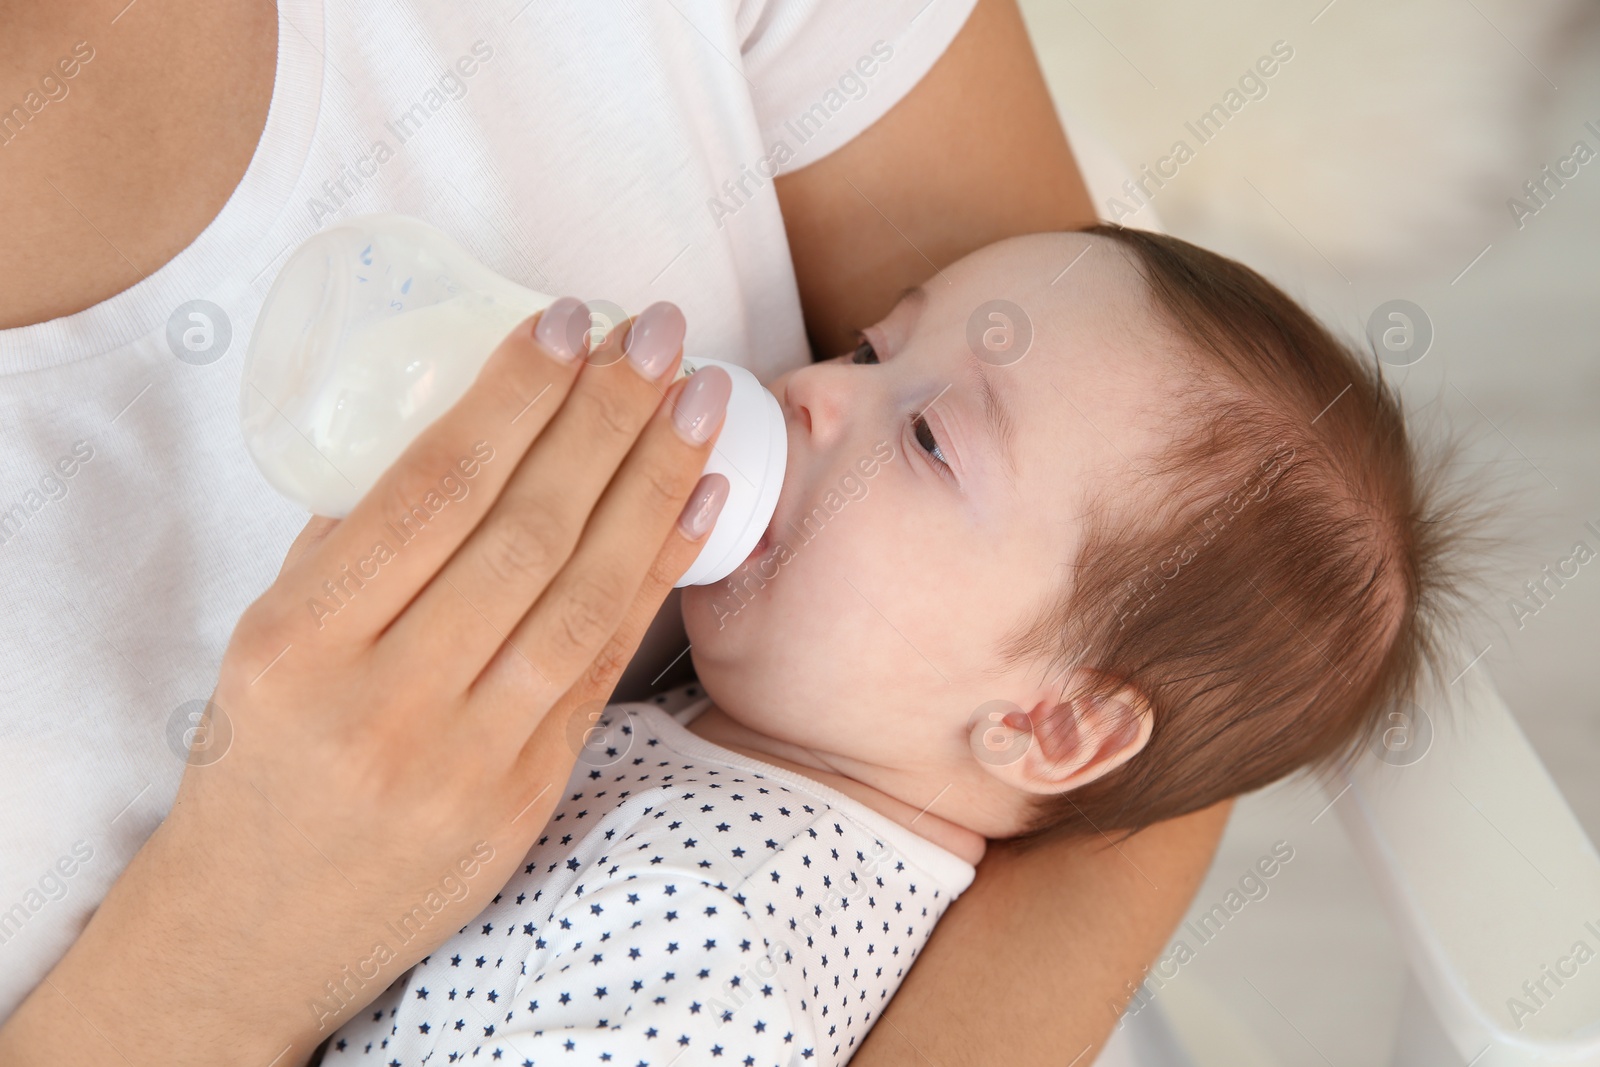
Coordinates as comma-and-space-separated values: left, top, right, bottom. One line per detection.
321, 692, 976, 1067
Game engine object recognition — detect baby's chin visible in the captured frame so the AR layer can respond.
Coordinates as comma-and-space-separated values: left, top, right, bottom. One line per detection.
680, 591, 804, 696
679, 565, 783, 646
679, 581, 740, 642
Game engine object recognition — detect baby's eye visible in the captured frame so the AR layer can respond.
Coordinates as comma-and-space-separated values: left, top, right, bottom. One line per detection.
911, 413, 950, 472
849, 333, 951, 476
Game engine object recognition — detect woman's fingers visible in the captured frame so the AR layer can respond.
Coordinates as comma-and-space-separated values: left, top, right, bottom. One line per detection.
472, 367, 730, 720
513, 481, 724, 793
262, 299, 589, 644
378, 303, 690, 692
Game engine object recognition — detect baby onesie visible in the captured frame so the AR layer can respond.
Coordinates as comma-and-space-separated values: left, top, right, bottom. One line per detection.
319, 685, 976, 1066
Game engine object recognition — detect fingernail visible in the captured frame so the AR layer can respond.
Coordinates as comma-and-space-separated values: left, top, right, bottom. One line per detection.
533, 297, 585, 362
624, 301, 685, 380
677, 473, 729, 540
672, 365, 731, 445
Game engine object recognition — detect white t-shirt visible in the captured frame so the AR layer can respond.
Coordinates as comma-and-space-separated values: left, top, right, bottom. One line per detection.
0, 0, 979, 1018
319, 688, 975, 1067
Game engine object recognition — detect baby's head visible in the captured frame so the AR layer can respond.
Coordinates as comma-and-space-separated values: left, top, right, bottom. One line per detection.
682, 227, 1464, 841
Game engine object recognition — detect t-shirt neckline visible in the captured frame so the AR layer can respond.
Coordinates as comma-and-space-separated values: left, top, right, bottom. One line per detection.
0, 0, 326, 376
631, 699, 978, 893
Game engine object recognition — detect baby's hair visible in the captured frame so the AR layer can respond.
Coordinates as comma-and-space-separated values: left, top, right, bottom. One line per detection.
998, 225, 1495, 844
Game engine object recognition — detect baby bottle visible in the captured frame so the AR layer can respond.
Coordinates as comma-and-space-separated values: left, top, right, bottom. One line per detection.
239, 213, 786, 587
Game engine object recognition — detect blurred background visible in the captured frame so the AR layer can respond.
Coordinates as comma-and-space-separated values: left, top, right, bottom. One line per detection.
1013, 0, 1600, 1063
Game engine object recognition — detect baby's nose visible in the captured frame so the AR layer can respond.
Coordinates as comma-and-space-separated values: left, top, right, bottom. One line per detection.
782, 362, 852, 442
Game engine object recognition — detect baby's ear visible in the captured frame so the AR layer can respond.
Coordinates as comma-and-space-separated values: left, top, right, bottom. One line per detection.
967, 680, 1152, 796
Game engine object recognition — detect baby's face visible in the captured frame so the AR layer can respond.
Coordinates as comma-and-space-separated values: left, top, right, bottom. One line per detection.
681, 233, 1178, 834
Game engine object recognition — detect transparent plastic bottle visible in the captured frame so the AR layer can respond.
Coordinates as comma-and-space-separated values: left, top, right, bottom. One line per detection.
240, 214, 785, 587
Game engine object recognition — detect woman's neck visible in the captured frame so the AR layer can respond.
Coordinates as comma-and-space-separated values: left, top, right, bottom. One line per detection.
683, 702, 988, 866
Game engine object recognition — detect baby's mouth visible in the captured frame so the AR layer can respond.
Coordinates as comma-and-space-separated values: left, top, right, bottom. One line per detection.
748, 468, 788, 563
747, 518, 774, 560
746, 406, 795, 563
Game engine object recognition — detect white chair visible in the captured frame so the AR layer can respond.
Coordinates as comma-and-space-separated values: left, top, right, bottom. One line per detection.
1095, 665, 1600, 1067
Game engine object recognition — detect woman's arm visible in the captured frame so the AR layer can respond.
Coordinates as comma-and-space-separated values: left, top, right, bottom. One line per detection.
859, 803, 1232, 1064
775, 1, 1229, 1060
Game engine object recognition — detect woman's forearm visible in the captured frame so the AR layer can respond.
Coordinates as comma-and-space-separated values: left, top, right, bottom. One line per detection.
0, 814, 330, 1066
854, 800, 1232, 1065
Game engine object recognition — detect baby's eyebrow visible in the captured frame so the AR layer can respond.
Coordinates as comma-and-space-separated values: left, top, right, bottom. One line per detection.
899, 281, 1017, 484
964, 350, 1019, 485
896, 283, 929, 310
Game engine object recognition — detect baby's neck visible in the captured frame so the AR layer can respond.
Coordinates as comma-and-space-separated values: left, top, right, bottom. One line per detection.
684, 703, 988, 866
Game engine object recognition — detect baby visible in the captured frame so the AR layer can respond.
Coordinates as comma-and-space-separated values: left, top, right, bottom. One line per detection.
320, 227, 1455, 1065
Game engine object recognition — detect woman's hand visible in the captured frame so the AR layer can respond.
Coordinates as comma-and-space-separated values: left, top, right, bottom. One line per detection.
0, 299, 733, 1067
